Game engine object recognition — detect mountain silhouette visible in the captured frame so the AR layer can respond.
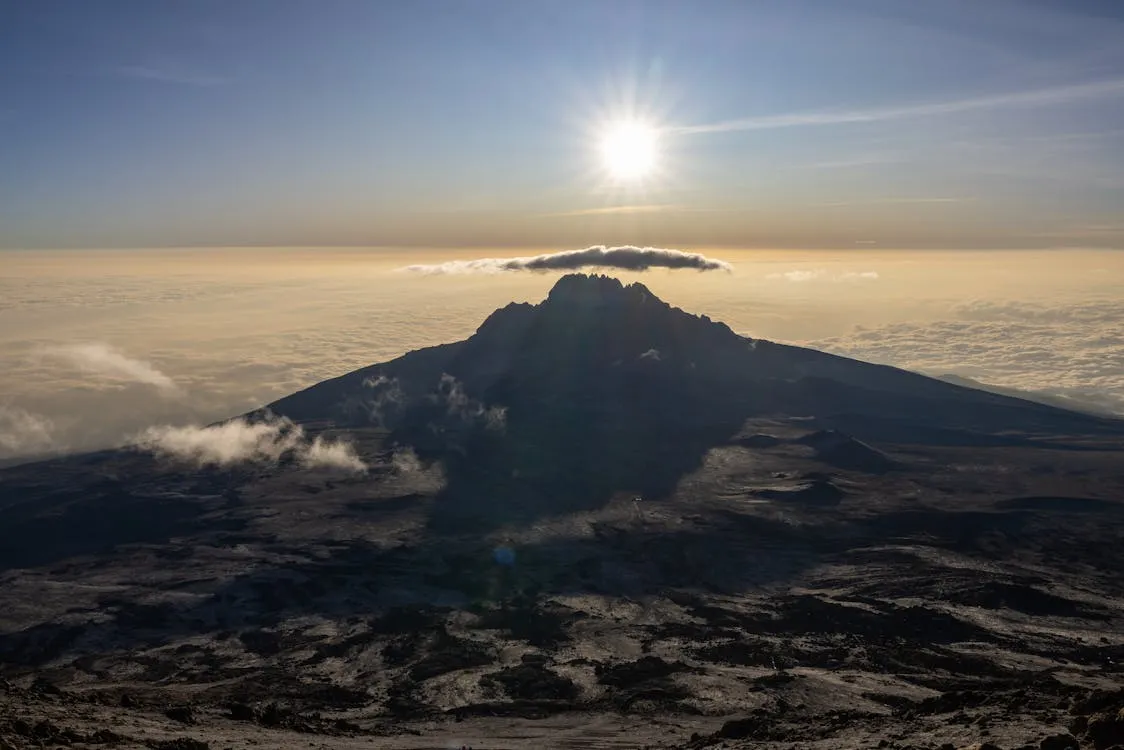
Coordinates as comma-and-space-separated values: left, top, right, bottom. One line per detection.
265, 273, 1122, 529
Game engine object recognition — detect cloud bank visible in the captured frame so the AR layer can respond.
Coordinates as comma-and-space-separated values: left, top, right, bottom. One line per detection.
402, 246, 732, 274
4, 249, 1121, 463
134, 415, 365, 472
810, 298, 1124, 415
43, 343, 179, 393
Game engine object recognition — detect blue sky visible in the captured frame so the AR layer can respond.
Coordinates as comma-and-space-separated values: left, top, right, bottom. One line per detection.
2, 0, 1123, 249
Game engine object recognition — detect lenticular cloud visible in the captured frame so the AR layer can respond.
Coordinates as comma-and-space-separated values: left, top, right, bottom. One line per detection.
401, 245, 732, 274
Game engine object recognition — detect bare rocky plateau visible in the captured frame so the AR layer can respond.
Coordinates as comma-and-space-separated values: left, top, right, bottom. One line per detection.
3, 424, 1123, 750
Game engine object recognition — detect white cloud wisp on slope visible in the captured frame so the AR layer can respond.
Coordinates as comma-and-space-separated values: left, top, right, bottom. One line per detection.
134, 415, 366, 472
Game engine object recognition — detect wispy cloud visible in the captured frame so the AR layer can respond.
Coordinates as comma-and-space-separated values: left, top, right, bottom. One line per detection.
400, 245, 732, 274
542, 204, 684, 218
768, 269, 880, 283
300, 435, 368, 472
1026, 224, 1124, 240
134, 415, 366, 472
674, 78, 1124, 135
794, 154, 901, 170
0, 406, 56, 456
816, 197, 966, 207
42, 343, 179, 393
115, 65, 226, 87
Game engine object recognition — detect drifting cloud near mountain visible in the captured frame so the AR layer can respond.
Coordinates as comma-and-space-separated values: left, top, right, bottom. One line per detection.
434, 374, 507, 431
300, 435, 367, 472
42, 343, 179, 393
0, 407, 56, 456
134, 415, 365, 472
768, 269, 880, 282
135, 418, 300, 466
360, 375, 405, 428
402, 245, 732, 274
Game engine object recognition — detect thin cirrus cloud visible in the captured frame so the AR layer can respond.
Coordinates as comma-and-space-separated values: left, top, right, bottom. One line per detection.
816, 197, 965, 207
41, 343, 180, 393
401, 246, 732, 274
768, 270, 879, 282
114, 65, 227, 87
673, 78, 1124, 135
796, 154, 901, 170
541, 205, 727, 218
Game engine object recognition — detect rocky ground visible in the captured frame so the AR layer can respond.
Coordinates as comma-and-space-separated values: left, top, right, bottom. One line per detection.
1, 419, 1123, 749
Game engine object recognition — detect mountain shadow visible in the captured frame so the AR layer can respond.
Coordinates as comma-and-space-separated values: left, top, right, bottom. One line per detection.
0, 454, 249, 572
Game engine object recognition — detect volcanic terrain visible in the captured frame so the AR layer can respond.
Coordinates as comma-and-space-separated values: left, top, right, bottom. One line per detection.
2, 274, 1123, 750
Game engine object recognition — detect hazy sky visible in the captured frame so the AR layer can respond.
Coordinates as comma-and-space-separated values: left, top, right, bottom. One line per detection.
3, 0, 1124, 249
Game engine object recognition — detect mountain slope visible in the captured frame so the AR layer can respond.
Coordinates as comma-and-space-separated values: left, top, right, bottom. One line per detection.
269, 274, 1117, 436
262, 273, 1121, 527
937, 372, 1119, 416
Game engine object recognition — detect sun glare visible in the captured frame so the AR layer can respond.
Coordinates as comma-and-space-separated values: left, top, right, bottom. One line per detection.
599, 120, 658, 181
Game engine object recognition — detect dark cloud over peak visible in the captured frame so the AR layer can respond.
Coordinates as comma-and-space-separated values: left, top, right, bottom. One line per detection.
401, 246, 732, 274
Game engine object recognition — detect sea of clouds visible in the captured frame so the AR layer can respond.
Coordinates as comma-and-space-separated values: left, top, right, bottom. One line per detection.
1, 247, 1120, 464
809, 298, 1124, 415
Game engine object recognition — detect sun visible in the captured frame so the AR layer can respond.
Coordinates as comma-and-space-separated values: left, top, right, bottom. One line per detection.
599, 120, 659, 181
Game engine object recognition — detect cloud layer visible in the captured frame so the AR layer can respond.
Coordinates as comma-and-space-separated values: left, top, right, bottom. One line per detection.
402, 245, 732, 274
3, 249, 1121, 463
810, 298, 1124, 415
134, 416, 366, 472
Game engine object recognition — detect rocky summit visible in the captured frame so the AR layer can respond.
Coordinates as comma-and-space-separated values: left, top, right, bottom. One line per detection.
2, 273, 1124, 750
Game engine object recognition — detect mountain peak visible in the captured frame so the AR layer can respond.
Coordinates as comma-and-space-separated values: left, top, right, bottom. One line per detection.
545, 273, 656, 308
